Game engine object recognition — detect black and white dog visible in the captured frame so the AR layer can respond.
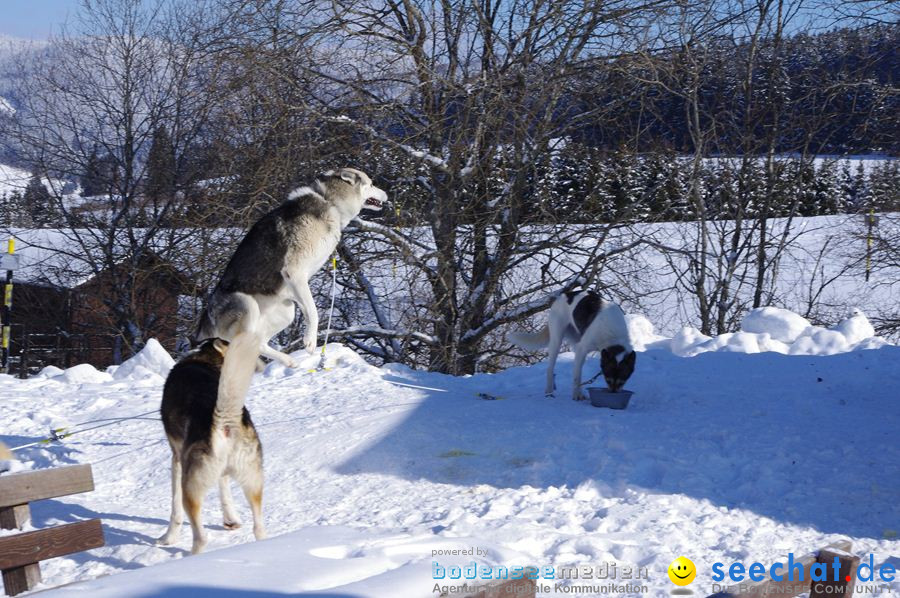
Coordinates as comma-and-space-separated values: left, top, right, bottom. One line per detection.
510, 290, 636, 400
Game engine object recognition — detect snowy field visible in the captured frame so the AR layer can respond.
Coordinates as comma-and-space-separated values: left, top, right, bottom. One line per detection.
1, 308, 899, 597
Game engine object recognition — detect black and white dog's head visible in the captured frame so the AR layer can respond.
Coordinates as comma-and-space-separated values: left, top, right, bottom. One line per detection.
317, 168, 388, 217
600, 344, 636, 392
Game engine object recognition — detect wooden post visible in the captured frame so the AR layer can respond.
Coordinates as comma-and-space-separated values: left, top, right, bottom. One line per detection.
18, 329, 27, 380
0, 562, 40, 597
810, 547, 860, 598
0, 499, 39, 596
0, 504, 30, 530
865, 208, 874, 282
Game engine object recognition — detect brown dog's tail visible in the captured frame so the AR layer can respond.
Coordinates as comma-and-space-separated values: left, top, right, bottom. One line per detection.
509, 325, 550, 350
213, 330, 261, 432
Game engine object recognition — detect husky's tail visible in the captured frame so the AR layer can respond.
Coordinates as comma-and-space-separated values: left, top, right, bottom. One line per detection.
213, 331, 261, 431
509, 325, 550, 350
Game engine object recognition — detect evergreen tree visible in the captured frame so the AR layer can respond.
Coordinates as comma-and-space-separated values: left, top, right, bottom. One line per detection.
839, 161, 863, 213
81, 148, 120, 197
0, 193, 12, 226
869, 161, 900, 211
23, 171, 56, 226
80, 148, 105, 197
145, 126, 177, 202
815, 161, 843, 215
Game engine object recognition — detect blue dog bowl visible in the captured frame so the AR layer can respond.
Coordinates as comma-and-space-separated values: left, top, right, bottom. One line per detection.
588, 387, 633, 409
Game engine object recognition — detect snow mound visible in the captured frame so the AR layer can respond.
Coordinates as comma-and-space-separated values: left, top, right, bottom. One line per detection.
741, 307, 811, 343
830, 308, 875, 345
37, 365, 65, 378
625, 314, 668, 350
670, 326, 711, 355
789, 326, 849, 355
61, 363, 113, 385
660, 307, 882, 357
112, 339, 174, 381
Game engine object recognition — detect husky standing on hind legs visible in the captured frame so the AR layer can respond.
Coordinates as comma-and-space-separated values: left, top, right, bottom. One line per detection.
194, 168, 387, 366
157, 331, 265, 554
509, 290, 636, 400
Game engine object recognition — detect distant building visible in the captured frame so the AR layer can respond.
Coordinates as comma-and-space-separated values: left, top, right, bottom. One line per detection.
8, 247, 190, 374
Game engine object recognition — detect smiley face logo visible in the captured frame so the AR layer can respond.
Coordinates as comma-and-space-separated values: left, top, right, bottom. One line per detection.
668, 556, 696, 586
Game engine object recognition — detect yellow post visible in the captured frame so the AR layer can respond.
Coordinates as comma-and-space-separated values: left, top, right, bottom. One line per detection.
1, 238, 14, 373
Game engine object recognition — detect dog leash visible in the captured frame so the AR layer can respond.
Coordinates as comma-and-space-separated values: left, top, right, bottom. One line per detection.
8, 409, 160, 452
583, 370, 603, 386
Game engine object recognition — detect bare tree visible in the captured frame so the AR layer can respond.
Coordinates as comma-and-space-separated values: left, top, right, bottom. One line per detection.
244, 0, 672, 374
1, 0, 226, 361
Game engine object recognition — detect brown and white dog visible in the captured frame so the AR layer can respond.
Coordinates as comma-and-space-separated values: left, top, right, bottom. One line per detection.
510, 290, 636, 400
157, 331, 264, 554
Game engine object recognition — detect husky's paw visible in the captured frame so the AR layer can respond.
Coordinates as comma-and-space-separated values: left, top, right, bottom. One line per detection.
253, 525, 267, 541
544, 392, 555, 398
190, 539, 207, 555
223, 520, 242, 531
275, 354, 299, 369
156, 532, 177, 546
303, 338, 317, 354
572, 392, 587, 401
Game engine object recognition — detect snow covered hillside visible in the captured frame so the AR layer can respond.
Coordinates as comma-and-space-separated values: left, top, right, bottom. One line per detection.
1, 309, 898, 597
0, 163, 72, 199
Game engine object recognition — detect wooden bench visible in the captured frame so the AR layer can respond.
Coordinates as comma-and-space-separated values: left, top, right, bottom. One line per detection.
0, 464, 105, 596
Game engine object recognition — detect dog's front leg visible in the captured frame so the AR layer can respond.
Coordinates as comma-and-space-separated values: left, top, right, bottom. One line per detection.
259, 343, 299, 369
571, 346, 589, 400
282, 270, 318, 354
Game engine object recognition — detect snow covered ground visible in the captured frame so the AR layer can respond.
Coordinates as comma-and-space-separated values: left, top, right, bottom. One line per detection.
1, 309, 898, 597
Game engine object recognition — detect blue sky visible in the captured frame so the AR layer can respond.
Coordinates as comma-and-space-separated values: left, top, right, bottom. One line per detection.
0, 0, 78, 39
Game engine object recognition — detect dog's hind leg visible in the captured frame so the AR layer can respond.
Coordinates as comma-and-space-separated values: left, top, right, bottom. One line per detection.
282, 270, 318, 354
237, 467, 266, 541
182, 456, 220, 554
156, 451, 184, 545
219, 475, 241, 530
545, 326, 565, 397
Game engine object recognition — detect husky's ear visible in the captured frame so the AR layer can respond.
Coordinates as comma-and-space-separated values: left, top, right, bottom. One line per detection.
338, 168, 360, 185
212, 339, 229, 355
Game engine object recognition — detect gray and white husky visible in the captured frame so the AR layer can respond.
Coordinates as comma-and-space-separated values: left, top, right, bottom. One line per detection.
157, 331, 264, 554
509, 290, 636, 400
195, 168, 387, 367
